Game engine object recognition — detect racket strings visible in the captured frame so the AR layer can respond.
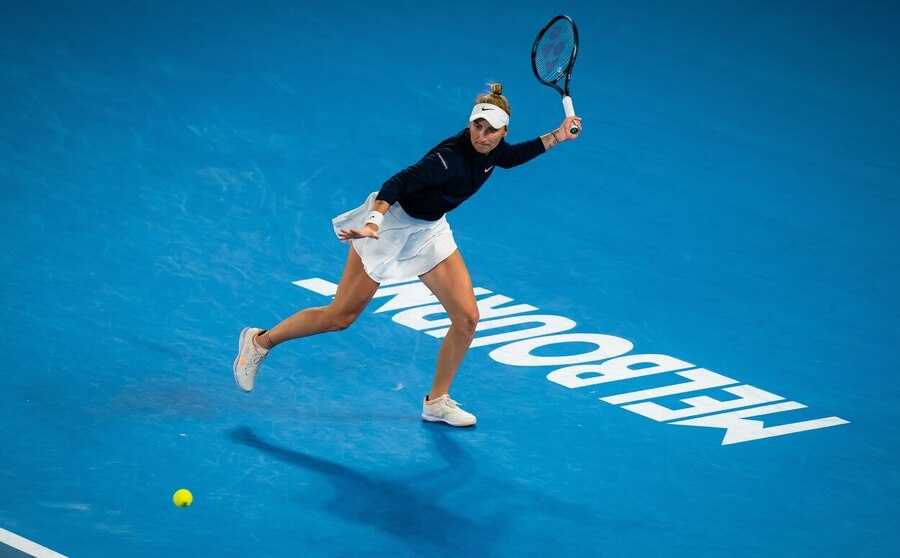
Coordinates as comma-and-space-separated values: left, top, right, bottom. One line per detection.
534, 20, 575, 83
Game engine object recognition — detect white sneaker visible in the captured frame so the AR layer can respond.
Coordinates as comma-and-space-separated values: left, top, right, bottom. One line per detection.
233, 327, 269, 392
422, 394, 477, 427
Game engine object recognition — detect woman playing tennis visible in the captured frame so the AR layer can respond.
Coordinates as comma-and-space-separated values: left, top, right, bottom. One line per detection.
234, 84, 582, 427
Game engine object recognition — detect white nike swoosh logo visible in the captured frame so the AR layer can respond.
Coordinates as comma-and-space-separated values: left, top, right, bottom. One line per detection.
484, 166, 494, 173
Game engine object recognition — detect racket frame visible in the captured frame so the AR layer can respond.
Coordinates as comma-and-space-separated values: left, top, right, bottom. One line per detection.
531, 14, 580, 133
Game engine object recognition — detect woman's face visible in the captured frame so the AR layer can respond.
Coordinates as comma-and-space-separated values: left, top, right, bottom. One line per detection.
469, 119, 508, 154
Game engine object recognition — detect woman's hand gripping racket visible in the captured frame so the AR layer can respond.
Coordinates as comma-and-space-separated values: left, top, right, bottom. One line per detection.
531, 15, 581, 134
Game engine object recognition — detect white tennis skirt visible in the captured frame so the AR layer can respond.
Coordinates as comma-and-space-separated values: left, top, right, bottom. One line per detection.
331, 191, 458, 283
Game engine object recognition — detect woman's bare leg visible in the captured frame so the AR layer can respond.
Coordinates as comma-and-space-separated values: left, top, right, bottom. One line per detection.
260, 246, 380, 347
418, 250, 479, 400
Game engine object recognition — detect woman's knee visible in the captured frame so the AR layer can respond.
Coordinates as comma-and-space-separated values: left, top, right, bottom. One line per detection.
325, 307, 363, 332
452, 309, 480, 338
333, 312, 362, 332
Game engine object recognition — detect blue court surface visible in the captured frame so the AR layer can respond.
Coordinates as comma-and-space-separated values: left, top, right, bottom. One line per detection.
2, 1, 898, 556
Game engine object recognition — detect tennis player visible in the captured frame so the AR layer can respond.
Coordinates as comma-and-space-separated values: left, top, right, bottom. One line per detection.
234, 84, 581, 427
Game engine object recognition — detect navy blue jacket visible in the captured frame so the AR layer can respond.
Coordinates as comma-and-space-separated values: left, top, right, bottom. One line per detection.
377, 128, 545, 221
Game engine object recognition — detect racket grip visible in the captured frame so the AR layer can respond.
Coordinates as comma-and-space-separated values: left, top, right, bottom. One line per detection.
562, 96, 579, 134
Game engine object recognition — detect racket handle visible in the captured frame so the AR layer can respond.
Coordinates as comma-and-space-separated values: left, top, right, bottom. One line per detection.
562, 96, 579, 134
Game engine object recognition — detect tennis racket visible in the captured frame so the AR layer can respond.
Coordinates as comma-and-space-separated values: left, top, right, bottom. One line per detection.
531, 15, 580, 134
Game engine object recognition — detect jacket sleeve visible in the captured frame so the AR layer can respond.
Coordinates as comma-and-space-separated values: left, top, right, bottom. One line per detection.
495, 137, 545, 169
377, 148, 458, 205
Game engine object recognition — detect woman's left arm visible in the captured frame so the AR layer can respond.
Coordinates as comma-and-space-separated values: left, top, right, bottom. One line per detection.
540, 115, 583, 151
497, 115, 583, 169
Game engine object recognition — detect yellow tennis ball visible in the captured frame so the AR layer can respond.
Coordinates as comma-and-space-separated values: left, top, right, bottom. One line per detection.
173, 489, 193, 508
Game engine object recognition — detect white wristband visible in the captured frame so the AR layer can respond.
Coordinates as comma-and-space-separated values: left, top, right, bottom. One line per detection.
364, 211, 384, 228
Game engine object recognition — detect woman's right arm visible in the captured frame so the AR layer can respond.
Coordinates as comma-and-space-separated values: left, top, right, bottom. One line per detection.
338, 143, 457, 240
337, 198, 390, 241
338, 149, 455, 241
377, 148, 456, 205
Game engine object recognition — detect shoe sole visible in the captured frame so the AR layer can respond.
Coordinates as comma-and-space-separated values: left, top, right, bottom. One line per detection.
421, 413, 476, 427
233, 327, 254, 393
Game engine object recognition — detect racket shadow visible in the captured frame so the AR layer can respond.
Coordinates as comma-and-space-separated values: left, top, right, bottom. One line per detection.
229, 426, 503, 554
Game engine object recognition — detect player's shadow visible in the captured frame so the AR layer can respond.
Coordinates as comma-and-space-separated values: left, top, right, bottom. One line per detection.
229, 425, 504, 554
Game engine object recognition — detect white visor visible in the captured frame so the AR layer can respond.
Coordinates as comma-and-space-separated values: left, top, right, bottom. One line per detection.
469, 103, 510, 129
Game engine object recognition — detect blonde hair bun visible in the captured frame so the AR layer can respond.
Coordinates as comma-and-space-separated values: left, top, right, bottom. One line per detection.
475, 83, 511, 117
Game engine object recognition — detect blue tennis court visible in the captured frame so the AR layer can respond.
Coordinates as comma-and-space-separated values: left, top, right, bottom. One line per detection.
1, 1, 898, 556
